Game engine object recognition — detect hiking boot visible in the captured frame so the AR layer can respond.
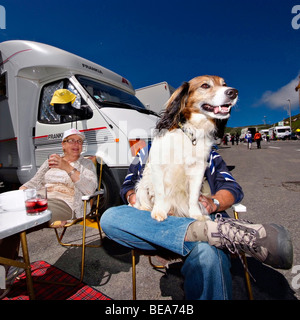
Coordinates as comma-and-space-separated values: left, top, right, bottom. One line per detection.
205, 214, 293, 270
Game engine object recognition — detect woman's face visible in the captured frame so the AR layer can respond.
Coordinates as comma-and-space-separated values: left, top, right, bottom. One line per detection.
62, 134, 83, 159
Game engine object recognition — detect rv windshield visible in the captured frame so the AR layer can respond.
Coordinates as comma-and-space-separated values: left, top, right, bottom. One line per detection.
277, 128, 290, 133
77, 75, 146, 111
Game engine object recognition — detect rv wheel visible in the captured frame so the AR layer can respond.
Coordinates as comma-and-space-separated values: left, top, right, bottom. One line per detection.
97, 166, 120, 213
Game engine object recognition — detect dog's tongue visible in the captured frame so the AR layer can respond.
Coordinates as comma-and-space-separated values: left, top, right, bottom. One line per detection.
214, 106, 229, 114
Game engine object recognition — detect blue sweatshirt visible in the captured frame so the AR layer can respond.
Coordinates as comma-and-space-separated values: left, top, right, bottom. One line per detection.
120, 147, 244, 210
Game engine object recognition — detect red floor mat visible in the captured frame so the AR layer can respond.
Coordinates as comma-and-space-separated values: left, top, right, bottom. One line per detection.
2, 260, 110, 300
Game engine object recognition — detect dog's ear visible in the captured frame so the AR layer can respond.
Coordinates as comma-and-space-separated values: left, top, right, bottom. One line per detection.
156, 82, 189, 132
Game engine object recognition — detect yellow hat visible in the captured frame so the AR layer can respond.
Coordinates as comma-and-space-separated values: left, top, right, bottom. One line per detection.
50, 89, 77, 106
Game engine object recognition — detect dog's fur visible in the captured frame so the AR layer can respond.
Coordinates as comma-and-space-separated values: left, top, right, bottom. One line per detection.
134, 75, 238, 221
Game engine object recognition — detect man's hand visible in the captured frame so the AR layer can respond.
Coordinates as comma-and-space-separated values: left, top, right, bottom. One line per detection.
126, 190, 136, 206
198, 195, 217, 214
198, 190, 235, 214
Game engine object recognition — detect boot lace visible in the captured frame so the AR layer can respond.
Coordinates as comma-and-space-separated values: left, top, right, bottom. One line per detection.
215, 213, 256, 282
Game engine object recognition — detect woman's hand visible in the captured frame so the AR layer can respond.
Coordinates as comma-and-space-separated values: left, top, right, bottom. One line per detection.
48, 154, 71, 172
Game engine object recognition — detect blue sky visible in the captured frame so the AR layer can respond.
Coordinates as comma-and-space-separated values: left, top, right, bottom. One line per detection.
1, 0, 300, 127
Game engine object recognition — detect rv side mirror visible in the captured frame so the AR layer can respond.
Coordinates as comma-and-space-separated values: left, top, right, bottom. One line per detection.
77, 104, 93, 119
54, 102, 93, 120
54, 102, 76, 116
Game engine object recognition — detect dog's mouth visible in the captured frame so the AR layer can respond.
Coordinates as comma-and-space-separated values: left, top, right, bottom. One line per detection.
201, 103, 232, 115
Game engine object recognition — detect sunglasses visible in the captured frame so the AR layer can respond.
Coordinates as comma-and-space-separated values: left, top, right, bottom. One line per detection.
63, 139, 84, 145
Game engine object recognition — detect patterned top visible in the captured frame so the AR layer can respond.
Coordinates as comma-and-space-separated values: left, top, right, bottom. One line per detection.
22, 155, 97, 219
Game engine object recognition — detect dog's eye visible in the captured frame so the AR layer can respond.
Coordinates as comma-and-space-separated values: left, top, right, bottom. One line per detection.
201, 83, 210, 89
223, 83, 227, 87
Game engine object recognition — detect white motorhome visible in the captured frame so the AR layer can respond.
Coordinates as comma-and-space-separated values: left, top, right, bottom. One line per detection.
136, 81, 175, 114
259, 129, 269, 140
0, 40, 159, 210
259, 129, 269, 135
268, 126, 291, 140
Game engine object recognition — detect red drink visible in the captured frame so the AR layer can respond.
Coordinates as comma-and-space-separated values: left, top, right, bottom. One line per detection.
25, 198, 48, 215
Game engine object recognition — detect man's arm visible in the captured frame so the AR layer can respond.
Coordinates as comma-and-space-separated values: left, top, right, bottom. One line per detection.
120, 147, 148, 204
200, 151, 244, 213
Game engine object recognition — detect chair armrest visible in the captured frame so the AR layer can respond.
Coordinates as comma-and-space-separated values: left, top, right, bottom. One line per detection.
231, 203, 247, 213
81, 189, 104, 201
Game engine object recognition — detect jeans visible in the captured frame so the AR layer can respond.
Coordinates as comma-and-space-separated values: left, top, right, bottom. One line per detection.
100, 205, 232, 300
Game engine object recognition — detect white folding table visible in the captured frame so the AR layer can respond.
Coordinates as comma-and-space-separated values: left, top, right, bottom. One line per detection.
0, 208, 51, 299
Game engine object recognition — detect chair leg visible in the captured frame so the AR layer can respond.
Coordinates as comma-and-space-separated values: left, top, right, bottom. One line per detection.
233, 210, 254, 300
53, 217, 102, 248
19, 232, 35, 300
240, 252, 254, 300
95, 214, 103, 244
132, 250, 137, 300
53, 205, 103, 282
80, 201, 88, 282
148, 256, 165, 269
54, 227, 69, 246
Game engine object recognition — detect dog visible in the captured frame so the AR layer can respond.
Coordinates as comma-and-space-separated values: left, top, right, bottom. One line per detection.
134, 75, 238, 221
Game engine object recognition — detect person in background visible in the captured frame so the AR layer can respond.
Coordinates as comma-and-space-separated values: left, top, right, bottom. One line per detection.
235, 133, 240, 145
231, 134, 235, 145
245, 131, 252, 149
254, 131, 262, 149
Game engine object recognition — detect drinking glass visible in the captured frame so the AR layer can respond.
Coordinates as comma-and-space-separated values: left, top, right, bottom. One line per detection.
25, 187, 48, 215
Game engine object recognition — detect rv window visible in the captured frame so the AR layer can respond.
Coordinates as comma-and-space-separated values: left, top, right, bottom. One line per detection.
0, 73, 7, 101
38, 80, 93, 124
277, 128, 290, 133
77, 75, 146, 110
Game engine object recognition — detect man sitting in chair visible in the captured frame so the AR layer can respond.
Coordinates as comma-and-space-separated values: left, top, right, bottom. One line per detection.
101, 146, 293, 300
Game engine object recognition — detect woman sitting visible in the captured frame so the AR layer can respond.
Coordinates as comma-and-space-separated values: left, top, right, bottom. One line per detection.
20, 128, 98, 227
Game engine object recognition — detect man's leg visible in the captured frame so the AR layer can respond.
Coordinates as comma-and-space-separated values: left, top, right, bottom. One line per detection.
101, 205, 231, 300
102, 206, 293, 270
181, 242, 232, 300
101, 205, 195, 256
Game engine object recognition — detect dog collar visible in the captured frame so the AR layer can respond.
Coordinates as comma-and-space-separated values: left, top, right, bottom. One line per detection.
178, 122, 197, 145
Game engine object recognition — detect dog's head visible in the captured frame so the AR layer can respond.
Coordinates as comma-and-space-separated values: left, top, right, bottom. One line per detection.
156, 75, 238, 131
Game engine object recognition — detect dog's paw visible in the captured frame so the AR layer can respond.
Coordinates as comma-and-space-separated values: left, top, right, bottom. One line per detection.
151, 209, 168, 222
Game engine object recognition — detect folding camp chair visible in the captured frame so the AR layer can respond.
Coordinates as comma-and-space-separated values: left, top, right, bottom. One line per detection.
53, 156, 104, 282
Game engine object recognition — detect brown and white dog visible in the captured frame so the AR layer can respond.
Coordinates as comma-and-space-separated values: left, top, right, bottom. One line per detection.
134, 75, 238, 221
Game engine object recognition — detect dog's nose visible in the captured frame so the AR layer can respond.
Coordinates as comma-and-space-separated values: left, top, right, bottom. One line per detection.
225, 88, 238, 100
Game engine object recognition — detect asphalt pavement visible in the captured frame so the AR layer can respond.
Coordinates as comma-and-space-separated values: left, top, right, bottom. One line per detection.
20, 139, 300, 300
